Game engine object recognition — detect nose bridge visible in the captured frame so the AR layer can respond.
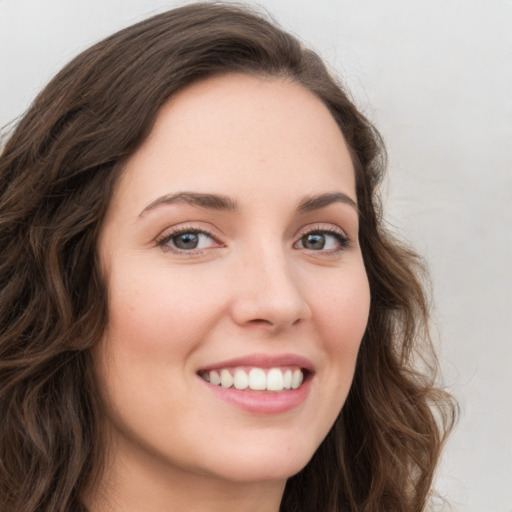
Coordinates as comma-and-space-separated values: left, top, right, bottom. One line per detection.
230, 237, 311, 329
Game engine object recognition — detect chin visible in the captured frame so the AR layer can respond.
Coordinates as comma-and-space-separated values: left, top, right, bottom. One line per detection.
196, 440, 317, 484
209, 460, 308, 484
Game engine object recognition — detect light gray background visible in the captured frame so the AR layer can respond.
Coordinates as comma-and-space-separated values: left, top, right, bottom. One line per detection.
1, 1, 511, 511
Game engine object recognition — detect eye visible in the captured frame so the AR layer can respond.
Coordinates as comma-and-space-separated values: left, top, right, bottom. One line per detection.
157, 227, 220, 253
295, 229, 349, 252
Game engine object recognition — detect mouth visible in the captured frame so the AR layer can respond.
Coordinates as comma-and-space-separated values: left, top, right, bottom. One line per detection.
196, 354, 314, 413
198, 366, 307, 392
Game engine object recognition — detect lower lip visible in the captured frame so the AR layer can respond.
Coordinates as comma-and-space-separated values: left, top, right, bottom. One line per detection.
200, 376, 312, 414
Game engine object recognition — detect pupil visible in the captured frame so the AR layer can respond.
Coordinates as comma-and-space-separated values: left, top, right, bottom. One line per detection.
175, 233, 199, 249
303, 233, 325, 250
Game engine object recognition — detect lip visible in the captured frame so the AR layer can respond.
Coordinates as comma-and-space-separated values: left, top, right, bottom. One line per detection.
197, 353, 315, 373
199, 374, 312, 414
197, 353, 314, 414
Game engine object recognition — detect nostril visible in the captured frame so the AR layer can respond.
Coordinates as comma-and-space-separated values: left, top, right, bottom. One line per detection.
249, 318, 274, 326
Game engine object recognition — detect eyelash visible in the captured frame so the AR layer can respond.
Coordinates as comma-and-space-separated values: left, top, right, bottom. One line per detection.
296, 226, 351, 253
155, 225, 219, 255
155, 225, 351, 255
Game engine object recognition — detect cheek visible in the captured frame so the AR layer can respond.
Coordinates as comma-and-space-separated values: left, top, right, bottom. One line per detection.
93, 270, 216, 434
310, 266, 370, 383
313, 267, 370, 340
103, 266, 228, 364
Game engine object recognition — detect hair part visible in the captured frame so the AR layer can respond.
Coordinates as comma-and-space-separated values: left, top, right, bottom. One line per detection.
0, 3, 457, 511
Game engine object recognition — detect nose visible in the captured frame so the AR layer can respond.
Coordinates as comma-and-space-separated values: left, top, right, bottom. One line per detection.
229, 245, 312, 332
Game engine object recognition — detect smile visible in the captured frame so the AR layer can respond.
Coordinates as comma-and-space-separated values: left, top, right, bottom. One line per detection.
197, 354, 314, 413
199, 367, 304, 391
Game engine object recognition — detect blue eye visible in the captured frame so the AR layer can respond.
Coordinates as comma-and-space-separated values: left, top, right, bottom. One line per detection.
296, 230, 349, 252
157, 227, 349, 254
173, 232, 201, 250
158, 229, 218, 252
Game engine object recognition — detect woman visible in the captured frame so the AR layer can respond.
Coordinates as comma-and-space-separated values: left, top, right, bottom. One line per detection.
0, 3, 456, 511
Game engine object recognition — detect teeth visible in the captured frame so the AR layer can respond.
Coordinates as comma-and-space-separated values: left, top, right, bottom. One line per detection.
283, 369, 292, 390
267, 368, 284, 391
291, 369, 303, 389
233, 369, 249, 390
210, 370, 221, 386
248, 368, 266, 390
220, 369, 233, 388
202, 367, 305, 391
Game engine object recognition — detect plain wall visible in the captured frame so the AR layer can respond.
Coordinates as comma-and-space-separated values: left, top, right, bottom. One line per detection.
1, 1, 511, 511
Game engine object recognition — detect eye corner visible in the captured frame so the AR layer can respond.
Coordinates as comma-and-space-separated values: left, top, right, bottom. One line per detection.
294, 225, 351, 254
155, 224, 224, 255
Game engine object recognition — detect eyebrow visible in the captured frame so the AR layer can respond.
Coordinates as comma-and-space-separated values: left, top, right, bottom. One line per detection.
297, 192, 358, 214
139, 190, 358, 217
139, 192, 239, 216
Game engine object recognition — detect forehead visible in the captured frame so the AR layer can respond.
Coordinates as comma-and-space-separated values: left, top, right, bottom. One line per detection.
113, 73, 355, 213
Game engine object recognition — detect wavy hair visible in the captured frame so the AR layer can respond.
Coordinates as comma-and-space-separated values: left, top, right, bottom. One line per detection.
0, 3, 456, 511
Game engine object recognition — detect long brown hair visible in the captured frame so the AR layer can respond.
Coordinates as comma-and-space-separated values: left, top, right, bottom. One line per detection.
0, 3, 457, 511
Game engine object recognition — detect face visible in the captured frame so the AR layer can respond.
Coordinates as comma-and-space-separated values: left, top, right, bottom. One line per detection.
96, 74, 370, 489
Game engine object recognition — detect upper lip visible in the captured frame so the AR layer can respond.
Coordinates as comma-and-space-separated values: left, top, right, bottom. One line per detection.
197, 353, 315, 373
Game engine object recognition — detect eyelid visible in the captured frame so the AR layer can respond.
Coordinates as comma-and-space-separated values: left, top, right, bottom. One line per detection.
295, 223, 349, 239
155, 224, 223, 254
293, 224, 351, 252
154, 222, 352, 256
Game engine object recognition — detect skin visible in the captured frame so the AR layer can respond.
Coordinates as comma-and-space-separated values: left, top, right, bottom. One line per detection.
87, 73, 370, 512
